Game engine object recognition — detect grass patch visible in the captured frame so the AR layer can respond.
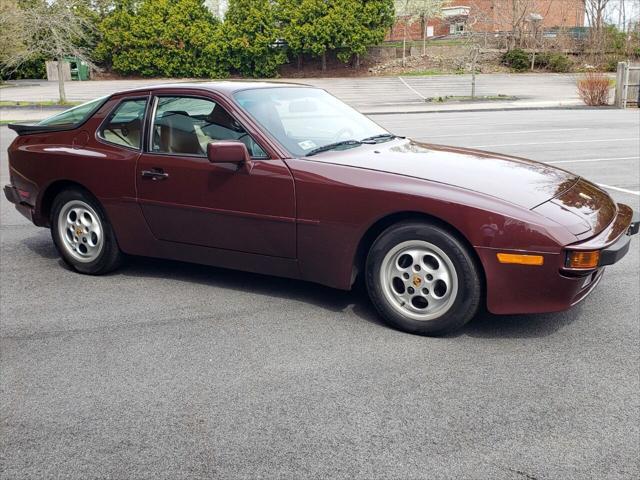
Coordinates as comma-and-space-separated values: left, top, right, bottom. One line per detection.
0, 100, 80, 108
399, 69, 446, 76
426, 94, 517, 103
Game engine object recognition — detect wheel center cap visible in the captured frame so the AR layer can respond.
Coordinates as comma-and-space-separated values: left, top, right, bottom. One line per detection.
412, 275, 422, 287
75, 226, 83, 236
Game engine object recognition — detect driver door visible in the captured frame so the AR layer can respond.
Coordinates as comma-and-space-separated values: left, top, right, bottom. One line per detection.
136, 94, 296, 259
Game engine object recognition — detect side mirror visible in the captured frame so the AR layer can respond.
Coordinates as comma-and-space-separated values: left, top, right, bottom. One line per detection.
207, 141, 252, 172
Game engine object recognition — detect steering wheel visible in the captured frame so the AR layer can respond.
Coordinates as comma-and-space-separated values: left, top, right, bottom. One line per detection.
333, 128, 354, 142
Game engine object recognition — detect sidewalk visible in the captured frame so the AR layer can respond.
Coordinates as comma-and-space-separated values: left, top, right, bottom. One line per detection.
0, 73, 587, 122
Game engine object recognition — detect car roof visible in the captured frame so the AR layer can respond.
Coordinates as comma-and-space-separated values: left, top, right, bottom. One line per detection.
115, 80, 312, 97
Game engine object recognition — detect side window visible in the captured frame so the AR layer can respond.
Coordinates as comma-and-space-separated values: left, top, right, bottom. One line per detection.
38, 96, 106, 127
99, 98, 147, 149
151, 96, 267, 158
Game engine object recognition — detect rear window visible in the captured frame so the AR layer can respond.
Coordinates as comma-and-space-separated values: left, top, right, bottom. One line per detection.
37, 96, 107, 127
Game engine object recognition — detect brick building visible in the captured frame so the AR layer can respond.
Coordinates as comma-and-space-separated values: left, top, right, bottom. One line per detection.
387, 0, 586, 40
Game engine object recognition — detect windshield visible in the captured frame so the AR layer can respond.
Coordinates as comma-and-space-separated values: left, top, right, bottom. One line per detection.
37, 96, 107, 127
233, 87, 388, 157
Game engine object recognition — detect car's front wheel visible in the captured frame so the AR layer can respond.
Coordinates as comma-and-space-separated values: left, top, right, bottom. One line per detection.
366, 221, 482, 335
51, 189, 122, 275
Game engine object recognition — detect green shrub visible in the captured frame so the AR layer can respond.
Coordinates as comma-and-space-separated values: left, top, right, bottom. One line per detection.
536, 52, 572, 72
219, 0, 287, 77
502, 49, 529, 72
1, 57, 46, 80
96, 0, 226, 78
605, 57, 622, 72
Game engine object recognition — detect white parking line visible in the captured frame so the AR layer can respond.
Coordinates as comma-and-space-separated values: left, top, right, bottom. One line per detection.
596, 184, 640, 196
548, 156, 640, 165
397, 77, 427, 101
429, 128, 588, 138
471, 138, 639, 148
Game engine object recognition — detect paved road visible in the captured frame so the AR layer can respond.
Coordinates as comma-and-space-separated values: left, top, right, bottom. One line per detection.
1, 108, 639, 479
0, 74, 585, 112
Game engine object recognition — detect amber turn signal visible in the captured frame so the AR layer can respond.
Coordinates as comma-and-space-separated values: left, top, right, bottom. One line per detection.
496, 253, 544, 266
565, 250, 600, 269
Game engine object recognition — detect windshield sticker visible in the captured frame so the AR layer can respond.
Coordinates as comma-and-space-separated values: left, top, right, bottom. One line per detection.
298, 140, 317, 151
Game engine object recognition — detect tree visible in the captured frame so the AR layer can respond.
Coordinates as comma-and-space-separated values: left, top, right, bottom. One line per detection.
0, 0, 27, 70
395, 0, 446, 56
0, 0, 96, 102
278, 0, 394, 71
340, 0, 395, 68
585, 0, 612, 59
96, 0, 224, 78
219, 0, 286, 77
277, 0, 334, 71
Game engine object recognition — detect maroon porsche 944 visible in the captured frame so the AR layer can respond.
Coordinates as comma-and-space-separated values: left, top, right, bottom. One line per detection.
5, 82, 638, 335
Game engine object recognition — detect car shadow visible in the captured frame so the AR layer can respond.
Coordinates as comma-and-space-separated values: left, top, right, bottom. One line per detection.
22, 231, 580, 339
22, 232, 59, 259
114, 255, 584, 339
456, 307, 580, 339
121, 255, 387, 328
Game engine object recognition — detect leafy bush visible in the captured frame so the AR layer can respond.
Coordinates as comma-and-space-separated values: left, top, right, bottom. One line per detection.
96, 0, 226, 78
276, 0, 393, 69
536, 52, 572, 73
502, 49, 529, 72
218, 0, 287, 77
1, 57, 46, 80
605, 57, 624, 72
604, 25, 626, 54
336, 0, 395, 64
577, 73, 612, 106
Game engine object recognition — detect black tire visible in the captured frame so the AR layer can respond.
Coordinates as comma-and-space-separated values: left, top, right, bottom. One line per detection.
50, 189, 123, 275
365, 221, 482, 336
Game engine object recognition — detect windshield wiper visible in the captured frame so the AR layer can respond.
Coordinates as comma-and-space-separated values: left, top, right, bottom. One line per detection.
360, 133, 401, 143
306, 140, 363, 157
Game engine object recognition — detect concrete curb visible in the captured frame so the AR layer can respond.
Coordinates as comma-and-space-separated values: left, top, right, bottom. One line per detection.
363, 105, 617, 115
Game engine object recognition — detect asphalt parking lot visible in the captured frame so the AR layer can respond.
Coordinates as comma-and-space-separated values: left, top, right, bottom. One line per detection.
1, 108, 639, 479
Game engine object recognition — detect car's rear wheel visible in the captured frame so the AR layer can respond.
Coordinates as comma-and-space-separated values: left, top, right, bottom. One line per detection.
366, 221, 482, 335
51, 189, 122, 275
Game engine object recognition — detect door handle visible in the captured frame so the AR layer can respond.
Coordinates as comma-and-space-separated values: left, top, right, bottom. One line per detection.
141, 169, 169, 181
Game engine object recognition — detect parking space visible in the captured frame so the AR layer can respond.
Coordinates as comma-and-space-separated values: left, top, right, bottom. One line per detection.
1, 107, 639, 479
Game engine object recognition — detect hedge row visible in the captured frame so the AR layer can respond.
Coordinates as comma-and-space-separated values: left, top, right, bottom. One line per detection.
96, 0, 394, 78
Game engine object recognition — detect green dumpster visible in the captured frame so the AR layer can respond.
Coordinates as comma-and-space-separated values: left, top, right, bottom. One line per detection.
64, 56, 90, 81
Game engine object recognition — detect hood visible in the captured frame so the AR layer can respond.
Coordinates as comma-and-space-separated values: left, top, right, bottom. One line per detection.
532, 178, 617, 237
313, 138, 578, 210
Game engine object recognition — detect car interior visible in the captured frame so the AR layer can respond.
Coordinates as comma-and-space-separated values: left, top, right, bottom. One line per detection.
151, 101, 266, 158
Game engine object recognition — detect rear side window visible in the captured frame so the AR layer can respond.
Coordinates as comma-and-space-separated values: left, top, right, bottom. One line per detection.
37, 96, 107, 127
99, 99, 148, 149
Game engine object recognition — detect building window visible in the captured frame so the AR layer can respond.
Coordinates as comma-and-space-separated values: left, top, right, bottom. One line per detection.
450, 22, 466, 35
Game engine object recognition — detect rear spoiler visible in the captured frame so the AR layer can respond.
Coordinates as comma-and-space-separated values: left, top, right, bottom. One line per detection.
8, 123, 77, 136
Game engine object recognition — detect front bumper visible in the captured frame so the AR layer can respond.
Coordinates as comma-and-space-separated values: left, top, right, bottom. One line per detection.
565, 205, 639, 271
479, 205, 638, 315
599, 211, 639, 266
